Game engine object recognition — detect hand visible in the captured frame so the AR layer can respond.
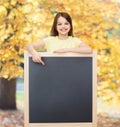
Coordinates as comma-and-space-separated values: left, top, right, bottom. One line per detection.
53, 48, 70, 53
32, 52, 45, 65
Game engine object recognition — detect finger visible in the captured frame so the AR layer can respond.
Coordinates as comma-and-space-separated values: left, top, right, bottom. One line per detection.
36, 58, 44, 65
38, 56, 45, 65
32, 57, 42, 64
53, 50, 61, 53
40, 59, 45, 65
53, 50, 57, 53
32, 58, 38, 63
32, 56, 45, 65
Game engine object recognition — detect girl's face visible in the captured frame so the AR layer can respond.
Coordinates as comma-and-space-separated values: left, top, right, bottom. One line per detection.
56, 16, 71, 36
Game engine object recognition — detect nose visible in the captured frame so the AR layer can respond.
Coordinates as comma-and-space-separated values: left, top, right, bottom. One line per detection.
61, 24, 65, 28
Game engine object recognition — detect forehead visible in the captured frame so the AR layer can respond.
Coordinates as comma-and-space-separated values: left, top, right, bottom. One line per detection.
57, 16, 68, 23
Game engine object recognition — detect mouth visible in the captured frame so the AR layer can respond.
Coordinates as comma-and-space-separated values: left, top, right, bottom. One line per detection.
60, 28, 68, 32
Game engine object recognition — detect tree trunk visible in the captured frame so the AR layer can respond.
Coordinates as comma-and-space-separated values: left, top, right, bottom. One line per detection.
0, 78, 16, 110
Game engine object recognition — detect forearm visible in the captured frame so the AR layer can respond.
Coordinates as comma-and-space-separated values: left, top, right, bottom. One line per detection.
54, 47, 92, 54
26, 44, 38, 55
69, 47, 92, 54
26, 40, 44, 55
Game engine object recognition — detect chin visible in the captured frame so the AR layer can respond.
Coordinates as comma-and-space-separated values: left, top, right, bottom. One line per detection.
60, 32, 69, 35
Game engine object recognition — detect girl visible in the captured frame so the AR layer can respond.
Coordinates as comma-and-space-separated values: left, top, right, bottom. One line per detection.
26, 12, 92, 65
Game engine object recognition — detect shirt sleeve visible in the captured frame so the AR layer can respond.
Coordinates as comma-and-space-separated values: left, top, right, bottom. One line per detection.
43, 36, 52, 50
74, 37, 83, 47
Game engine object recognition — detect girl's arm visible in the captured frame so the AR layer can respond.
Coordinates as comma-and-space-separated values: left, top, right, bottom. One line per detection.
26, 40, 45, 65
54, 43, 92, 54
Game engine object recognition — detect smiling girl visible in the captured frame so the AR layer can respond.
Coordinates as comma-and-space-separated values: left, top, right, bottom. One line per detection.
26, 12, 92, 64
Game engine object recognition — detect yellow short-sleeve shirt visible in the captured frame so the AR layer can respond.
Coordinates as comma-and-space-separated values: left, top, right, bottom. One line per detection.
43, 36, 82, 52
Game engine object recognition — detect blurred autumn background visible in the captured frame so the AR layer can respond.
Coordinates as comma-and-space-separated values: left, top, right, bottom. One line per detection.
0, 0, 120, 126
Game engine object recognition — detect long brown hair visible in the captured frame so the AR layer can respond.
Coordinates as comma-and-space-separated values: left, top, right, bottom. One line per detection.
50, 12, 73, 36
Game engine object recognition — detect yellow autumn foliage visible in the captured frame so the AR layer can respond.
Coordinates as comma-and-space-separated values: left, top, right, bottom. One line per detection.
0, 0, 120, 103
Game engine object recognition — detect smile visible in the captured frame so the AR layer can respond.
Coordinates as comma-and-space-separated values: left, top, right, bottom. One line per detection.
60, 28, 68, 32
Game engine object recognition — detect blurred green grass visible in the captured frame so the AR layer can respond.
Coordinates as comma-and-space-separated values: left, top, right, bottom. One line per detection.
16, 92, 24, 110
16, 92, 24, 101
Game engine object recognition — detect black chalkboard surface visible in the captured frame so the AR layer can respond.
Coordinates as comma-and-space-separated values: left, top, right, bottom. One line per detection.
24, 52, 97, 127
29, 57, 92, 123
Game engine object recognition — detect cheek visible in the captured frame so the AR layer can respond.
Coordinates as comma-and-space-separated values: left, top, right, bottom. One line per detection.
68, 26, 71, 30
56, 25, 60, 30
67, 24, 71, 29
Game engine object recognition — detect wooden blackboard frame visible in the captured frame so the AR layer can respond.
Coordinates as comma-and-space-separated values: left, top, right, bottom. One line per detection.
24, 51, 97, 127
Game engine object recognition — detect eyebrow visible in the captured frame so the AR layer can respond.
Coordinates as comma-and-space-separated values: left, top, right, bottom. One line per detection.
57, 21, 69, 23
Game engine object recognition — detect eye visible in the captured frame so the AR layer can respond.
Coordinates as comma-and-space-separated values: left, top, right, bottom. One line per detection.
57, 23, 62, 26
65, 22, 69, 25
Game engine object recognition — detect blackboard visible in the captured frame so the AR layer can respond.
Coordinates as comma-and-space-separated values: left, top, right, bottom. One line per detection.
24, 52, 97, 127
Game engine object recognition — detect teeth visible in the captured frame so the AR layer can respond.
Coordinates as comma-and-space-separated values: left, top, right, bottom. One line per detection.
61, 29, 67, 31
